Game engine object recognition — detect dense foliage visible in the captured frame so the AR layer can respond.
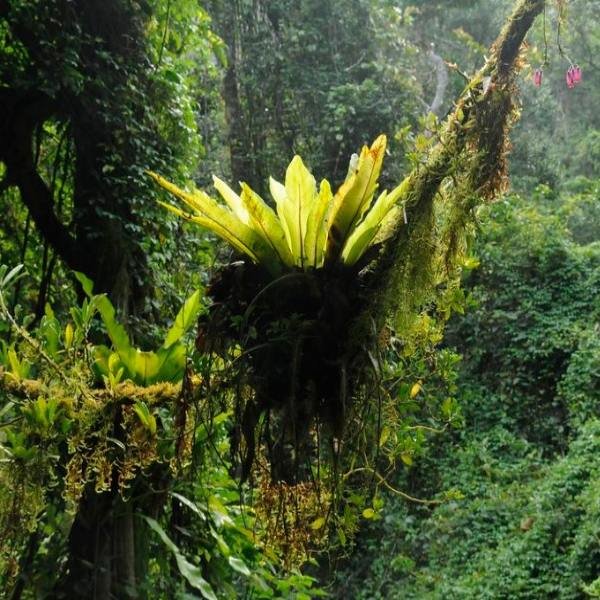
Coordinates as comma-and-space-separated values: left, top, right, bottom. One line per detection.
331, 188, 600, 599
0, 0, 598, 598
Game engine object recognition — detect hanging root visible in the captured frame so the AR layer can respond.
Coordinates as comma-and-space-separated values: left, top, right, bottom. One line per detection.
206, 0, 546, 485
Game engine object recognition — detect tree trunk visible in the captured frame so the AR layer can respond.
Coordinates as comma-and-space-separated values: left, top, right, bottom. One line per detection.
0, 0, 154, 315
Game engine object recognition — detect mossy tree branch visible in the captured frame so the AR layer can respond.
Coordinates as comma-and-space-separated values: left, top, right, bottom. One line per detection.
364, 0, 546, 331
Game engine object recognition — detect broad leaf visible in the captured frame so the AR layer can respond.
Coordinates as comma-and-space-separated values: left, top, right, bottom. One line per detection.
96, 296, 134, 358
304, 179, 333, 268
163, 289, 203, 349
150, 172, 280, 272
212, 175, 251, 225
325, 135, 387, 263
95, 295, 188, 385
74, 271, 94, 297
240, 183, 295, 267
342, 176, 411, 265
280, 155, 317, 267
151, 135, 408, 272
228, 556, 251, 576
154, 344, 186, 383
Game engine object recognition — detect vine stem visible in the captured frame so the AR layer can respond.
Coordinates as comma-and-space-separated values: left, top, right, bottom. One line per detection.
343, 466, 442, 505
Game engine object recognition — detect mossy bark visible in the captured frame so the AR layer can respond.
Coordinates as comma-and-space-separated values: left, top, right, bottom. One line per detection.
362, 0, 546, 333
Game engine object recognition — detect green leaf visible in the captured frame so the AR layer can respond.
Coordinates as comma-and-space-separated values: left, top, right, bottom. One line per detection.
39, 314, 61, 357
379, 426, 391, 448
240, 183, 295, 268
7, 348, 29, 380
1, 264, 24, 288
279, 155, 317, 267
163, 289, 203, 348
149, 171, 280, 272
171, 492, 206, 520
342, 175, 410, 265
154, 344, 186, 383
91, 345, 113, 380
325, 135, 387, 263
133, 401, 157, 435
304, 179, 333, 268
213, 176, 251, 225
362, 508, 376, 519
228, 556, 251, 576
64, 323, 74, 349
96, 296, 133, 357
144, 516, 217, 600
74, 271, 94, 297
400, 453, 414, 466
208, 495, 233, 528
95, 294, 188, 385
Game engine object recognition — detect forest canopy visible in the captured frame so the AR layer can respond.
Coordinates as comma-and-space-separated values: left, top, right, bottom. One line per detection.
0, 0, 598, 598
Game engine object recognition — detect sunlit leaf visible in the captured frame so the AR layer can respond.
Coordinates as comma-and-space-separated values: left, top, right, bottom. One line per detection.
400, 453, 414, 466
326, 135, 387, 263
280, 155, 317, 267
229, 556, 251, 576
163, 289, 203, 348
410, 382, 422, 398
304, 179, 333, 267
240, 183, 295, 267
342, 175, 411, 265
362, 508, 376, 519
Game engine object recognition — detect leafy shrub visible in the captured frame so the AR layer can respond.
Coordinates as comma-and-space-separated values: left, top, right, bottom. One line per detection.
329, 186, 600, 599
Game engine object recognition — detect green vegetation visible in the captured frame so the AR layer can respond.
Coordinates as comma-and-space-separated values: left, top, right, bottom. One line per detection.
150, 135, 411, 272
331, 190, 600, 599
0, 0, 598, 598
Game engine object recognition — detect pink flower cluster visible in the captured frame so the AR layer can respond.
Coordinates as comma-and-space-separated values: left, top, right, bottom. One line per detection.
565, 64, 582, 88
532, 65, 582, 89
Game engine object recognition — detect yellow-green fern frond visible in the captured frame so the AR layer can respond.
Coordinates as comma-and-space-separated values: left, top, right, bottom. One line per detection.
149, 172, 281, 274
304, 179, 333, 268
325, 134, 387, 263
150, 134, 406, 275
240, 183, 295, 267
342, 175, 411, 265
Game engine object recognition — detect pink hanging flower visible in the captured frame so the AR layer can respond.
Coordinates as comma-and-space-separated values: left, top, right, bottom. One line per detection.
566, 65, 582, 89
566, 66, 575, 88
533, 68, 543, 87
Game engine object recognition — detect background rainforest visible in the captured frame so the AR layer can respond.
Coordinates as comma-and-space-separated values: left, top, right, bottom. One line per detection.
0, 0, 599, 598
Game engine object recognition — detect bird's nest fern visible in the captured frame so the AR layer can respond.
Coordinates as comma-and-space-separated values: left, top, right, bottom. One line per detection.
149, 135, 408, 275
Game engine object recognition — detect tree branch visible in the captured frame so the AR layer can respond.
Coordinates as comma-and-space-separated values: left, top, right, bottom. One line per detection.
0, 89, 85, 274
364, 0, 545, 329
426, 44, 448, 116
